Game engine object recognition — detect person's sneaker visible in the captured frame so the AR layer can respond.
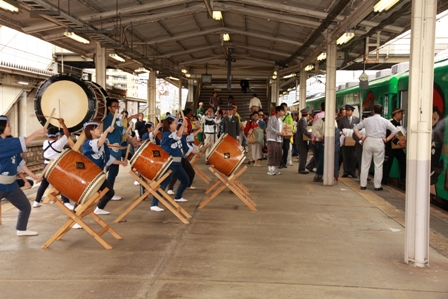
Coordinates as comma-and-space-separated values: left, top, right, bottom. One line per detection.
72, 223, 83, 229
267, 171, 276, 176
313, 176, 323, 182
150, 206, 164, 212
288, 162, 294, 166
167, 190, 175, 195
17, 230, 38, 236
111, 195, 122, 201
186, 186, 196, 190
134, 180, 140, 186
275, 171, 281, 175
64, 202, 75, 210
174, 198, 188, 202
94, 207, 111, 215
33, 201, 41, 208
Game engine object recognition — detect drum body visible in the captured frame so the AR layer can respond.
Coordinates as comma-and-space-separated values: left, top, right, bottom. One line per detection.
44, 149, 106, 204
206, 133, 245, 176
130, 140, 173, 181
35, 74, 108, 133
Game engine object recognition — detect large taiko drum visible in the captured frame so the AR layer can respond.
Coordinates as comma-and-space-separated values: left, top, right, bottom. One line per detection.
130, 140, 173, 181
206, 133, 245, 176
35, 74, 107, 133
44, 149, 106, 204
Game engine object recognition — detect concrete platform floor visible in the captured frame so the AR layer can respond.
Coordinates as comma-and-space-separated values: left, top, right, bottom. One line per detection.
1, 160, 448, 299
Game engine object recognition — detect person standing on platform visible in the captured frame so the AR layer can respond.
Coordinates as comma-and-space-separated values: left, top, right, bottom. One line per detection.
196, 102, 205, 117
33, 118, 71, 208
296, 108, 312, 174
266, 105, 286, 175
245, 111, 262, 167
338, 105, 360, 178
249, 94, 262, 113
382, 108, 407, 186
134, 113, 146, 142
202, 107, 221, 163
227, 95, 236, 107
209, 91, 220, 112
279, 103, 295, 169
0, 115, 46, 236
103, 98, 139, 200
223, 106, 240, 141
353, 104, 397, 191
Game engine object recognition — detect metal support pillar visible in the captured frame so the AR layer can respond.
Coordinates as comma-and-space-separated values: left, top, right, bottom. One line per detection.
323, 41, 336, 186
187, 79, 194, 103
147, 73, 156, 124
299, 68, 307, 112
95, 42, 106, 88
178, 80, 183, 115
405, 0, 436, 267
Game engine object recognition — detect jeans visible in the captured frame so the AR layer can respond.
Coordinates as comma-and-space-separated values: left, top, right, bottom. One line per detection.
151, 162, 190, 206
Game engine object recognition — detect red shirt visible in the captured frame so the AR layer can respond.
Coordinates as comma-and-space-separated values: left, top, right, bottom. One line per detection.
244, 119, 259, 136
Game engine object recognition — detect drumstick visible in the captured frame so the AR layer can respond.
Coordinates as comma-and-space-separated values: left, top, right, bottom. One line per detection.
124, 144, 131, 161
139, 105, 150, 114
36, 114, 60, 120
44, 108, 55, 129
109, 109, 119, 133
58, 99, 61, 130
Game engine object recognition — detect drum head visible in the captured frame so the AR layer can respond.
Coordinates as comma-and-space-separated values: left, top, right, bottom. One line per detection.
35, 74, 95, 133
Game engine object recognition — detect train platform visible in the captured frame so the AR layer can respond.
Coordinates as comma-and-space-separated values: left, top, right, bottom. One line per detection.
1, 159, 448, 299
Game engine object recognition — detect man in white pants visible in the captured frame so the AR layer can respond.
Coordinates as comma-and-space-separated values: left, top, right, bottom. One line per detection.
353, 104, 397, 191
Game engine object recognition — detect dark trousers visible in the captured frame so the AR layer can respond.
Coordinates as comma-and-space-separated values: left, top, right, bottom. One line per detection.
152, 162, 190, 206
107, 164, 119, 188
168, 158, 195, 190
281, 138, 290, 166
383, 148, 406, 183
97, 180, 115, 209
342, 146, 357, 175
0, 188, 31, 230
315, 141, 325, 176
297, 142, 308, 172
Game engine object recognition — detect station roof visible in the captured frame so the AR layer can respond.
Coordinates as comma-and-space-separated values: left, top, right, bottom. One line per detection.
1, 0, 447, 87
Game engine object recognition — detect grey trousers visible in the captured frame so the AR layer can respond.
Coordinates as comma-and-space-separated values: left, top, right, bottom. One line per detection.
0, 187, 31, 231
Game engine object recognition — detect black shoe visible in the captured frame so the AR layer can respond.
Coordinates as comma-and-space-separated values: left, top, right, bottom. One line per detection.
360, 186, 367, 190
306, 167, 314, 172
279, 165, 284, 169
313, 177, 323, 182
350, 174, 358, 179
299, 171, 309, 174
374, 187, 383, 191
342, 174, 349, 178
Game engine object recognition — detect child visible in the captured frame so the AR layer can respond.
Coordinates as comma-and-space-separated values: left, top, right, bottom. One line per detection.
151, 116, 197, 212
82, 121, 128, 215
0, 115, 46, 236
34, 118, 71, 208
141, 121, 155, 142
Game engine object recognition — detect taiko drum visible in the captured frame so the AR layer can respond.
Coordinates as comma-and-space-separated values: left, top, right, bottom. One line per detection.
130, 140, 173, 181
44, 149, 106, 204
206, 133, 245, 176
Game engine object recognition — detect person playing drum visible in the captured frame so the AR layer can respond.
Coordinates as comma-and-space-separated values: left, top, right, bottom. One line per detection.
141, 121, 155, 143
150, 116, 197, 212
0, 115, 46, 236
83, 121, 128, 215
103, 98, 139, 200
33, 118, 72, 209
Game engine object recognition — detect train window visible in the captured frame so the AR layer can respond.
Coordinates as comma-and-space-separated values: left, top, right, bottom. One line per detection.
384, 95, 389, 117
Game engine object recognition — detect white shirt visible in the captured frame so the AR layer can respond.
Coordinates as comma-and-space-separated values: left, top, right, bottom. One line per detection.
249, 97, 262, 109
43, 135, 68, 163
353, 114, 398, 138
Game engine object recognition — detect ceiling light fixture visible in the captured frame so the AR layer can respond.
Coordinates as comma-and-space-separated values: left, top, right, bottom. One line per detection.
282, 73, 296, 79
374, 0, 400, 12
109, 53, 125, 62
185, 73, 191, 78
212, 11, 222, 20
181, 69, 188, 74
222, 33, 230, 42
304, 64, 314, 72
17, 80, 29, 85
317, 52, 327, 61
336, 30, 355, 45
135, 67, 150, 73
0, 0, 19, 12
168, 76, 179, 81
272, 75, 277, 80
64, 31, 90, 44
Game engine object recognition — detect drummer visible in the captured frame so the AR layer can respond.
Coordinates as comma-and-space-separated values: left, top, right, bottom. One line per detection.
33, 118, 72, 209
151, 116, 193, 212
0, 115, 46, 236
103, 98, 140, 200
83, 121, 128, 215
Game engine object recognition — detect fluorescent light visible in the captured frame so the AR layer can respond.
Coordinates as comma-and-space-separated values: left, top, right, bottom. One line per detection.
304, 64, 314, 72
168, 76, 179, 81
135, 67, 150, 73
17, 81, 29, 85
212, 11, 222, 20
222, 33, 230, 41
337, 31, 355, 45
282, 73, 296, 79
317, 52, 327, 61
0, 0, 19, 12
109, 53, 125, 62
374, 0, 400, 12
64, 31, 90, 44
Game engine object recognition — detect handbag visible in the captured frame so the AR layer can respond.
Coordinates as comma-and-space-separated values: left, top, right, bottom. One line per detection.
248, 128, 257, 144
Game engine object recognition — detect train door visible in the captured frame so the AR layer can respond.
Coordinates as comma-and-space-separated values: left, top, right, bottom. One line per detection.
400, 90, 408, 129
383, 94, 389, 118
